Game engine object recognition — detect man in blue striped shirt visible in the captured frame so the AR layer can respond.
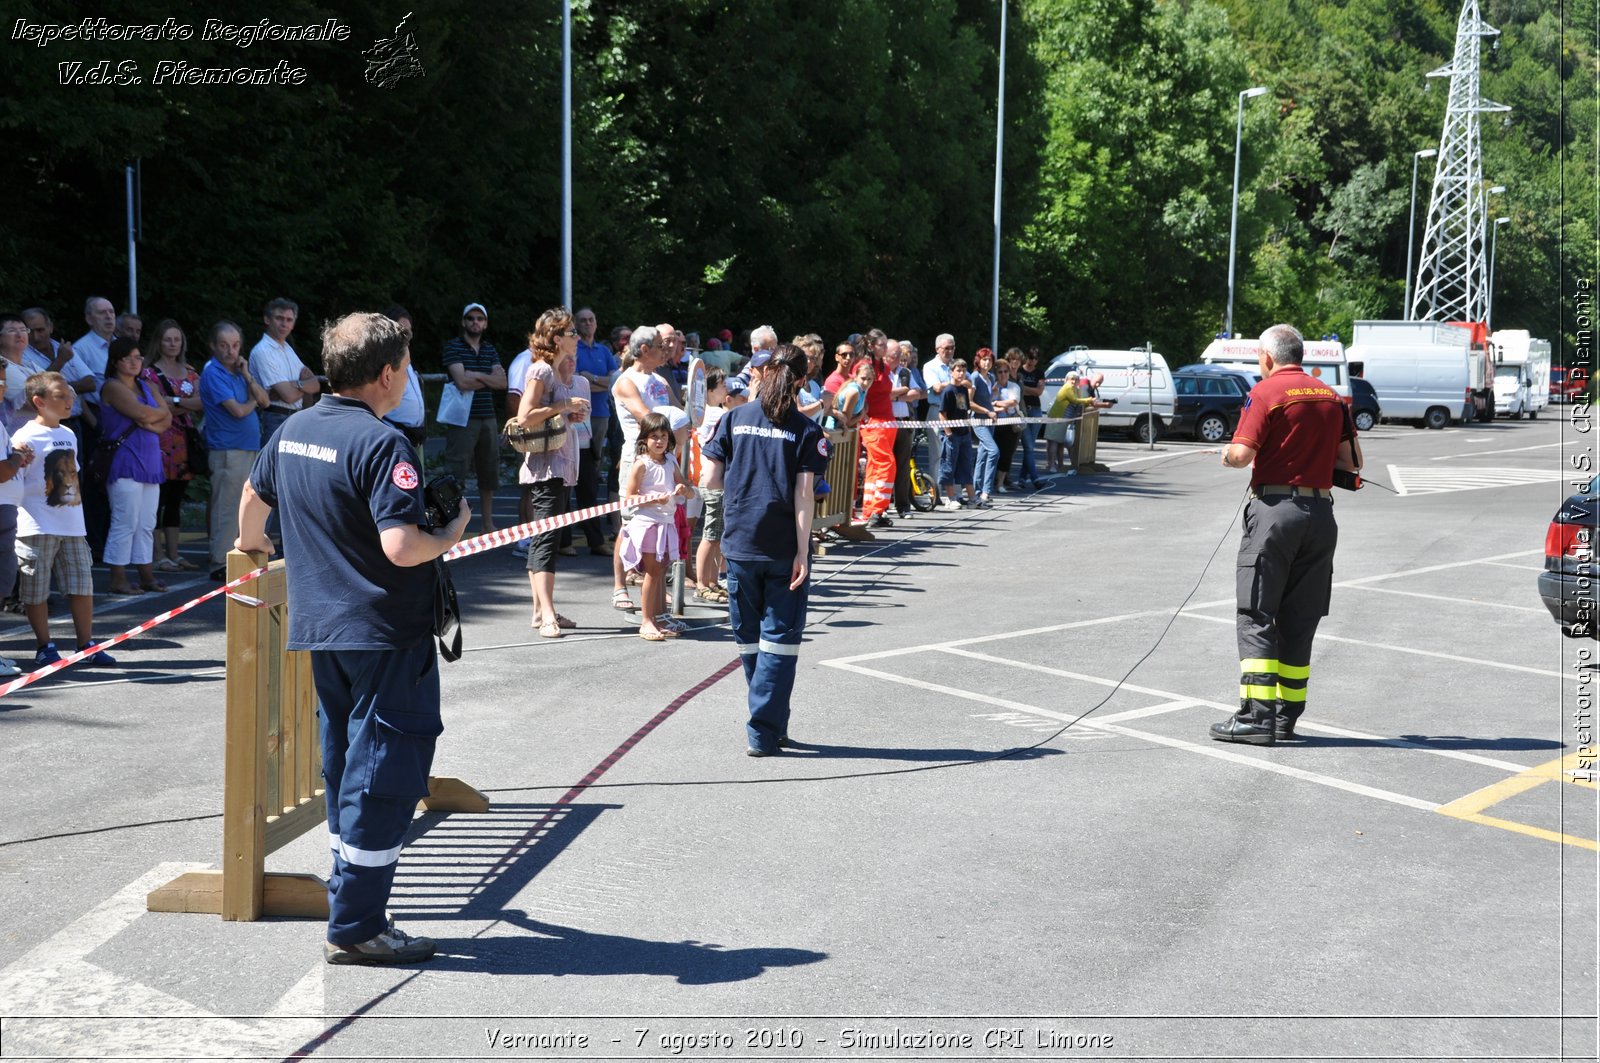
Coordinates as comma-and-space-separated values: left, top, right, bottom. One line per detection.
441, 302, 506, 533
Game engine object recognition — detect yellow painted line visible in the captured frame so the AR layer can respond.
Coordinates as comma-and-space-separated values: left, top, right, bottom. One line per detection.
1436, 772, 1548, 818
1436, 753, 1600, 850
1445, 811, 1599, 852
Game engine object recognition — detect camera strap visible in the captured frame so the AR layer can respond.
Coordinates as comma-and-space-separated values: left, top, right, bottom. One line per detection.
433, 557, 462, 662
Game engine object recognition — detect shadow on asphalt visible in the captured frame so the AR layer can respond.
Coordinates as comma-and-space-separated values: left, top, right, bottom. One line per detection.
389, 802, 825, 981
428, 913, 827, 983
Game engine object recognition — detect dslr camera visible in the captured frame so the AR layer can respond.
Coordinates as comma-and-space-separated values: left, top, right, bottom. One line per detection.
423, 473, 464, 530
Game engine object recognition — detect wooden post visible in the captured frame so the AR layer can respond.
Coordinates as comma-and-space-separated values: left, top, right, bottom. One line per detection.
149, 550, 491, 921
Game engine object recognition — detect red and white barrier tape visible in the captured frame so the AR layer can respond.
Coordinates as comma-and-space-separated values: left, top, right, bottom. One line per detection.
0, 492, 674, 698
444, 492, 671, 561
0, 566, 270, 699
860, 414, 1073, 429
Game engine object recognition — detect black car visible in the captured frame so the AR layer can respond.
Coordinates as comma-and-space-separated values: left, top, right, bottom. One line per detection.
1539, 476, 1599, 638
1172, 364, 1256, 443
1349, 376, 1381, 432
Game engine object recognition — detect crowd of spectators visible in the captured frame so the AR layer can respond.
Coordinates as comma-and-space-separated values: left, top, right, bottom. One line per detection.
0, 293, 1100, 670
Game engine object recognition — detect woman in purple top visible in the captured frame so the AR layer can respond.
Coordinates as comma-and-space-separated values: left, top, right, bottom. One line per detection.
100, 337, 172, 594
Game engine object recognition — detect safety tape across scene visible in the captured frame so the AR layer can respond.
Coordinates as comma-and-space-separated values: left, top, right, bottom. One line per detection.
861, 414, 1074, 429
0, 492, 675, 698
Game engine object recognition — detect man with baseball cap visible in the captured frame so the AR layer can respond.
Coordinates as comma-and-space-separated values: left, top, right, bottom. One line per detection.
440, 302, 506, 533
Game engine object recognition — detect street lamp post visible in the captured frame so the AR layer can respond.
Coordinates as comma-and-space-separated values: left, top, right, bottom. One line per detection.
1403, 148, 1437, 315
1488, 215, 1509, 329
1224, 86, 1270, 338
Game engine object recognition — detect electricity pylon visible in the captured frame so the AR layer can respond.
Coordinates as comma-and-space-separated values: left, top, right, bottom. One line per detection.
1408, 0, 1509, 323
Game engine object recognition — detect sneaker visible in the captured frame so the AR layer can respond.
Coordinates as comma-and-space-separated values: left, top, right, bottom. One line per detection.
814, 477, 832, 498
0, 656, 20, 678
209, 566, 227, 582
510, 539, 531, 558
558, 544, 577, 557
976, 497, 994, 509
868, 514, 894, 529
746, 745, 777, 758
939, 499, 962, 512
32, 643, 61, 669
77, 643, 118, 667
324, 918, 436, 966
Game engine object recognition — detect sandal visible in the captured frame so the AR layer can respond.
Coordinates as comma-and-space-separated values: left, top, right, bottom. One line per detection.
533, 612, 577, 630
174, 557, 199, 571
154, 559, 181, 572
611, 589, 637, 611
638, 628, 666, 642
538, 621, 563, 639
108, 585, 144, 596
140, 581, 168, 593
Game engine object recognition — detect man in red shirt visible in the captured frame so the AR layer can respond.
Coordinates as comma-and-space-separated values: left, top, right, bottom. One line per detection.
1213, 324, 1362, 745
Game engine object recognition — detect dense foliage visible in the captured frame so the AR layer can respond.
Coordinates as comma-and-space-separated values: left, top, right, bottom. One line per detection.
0, 0, 1590, 368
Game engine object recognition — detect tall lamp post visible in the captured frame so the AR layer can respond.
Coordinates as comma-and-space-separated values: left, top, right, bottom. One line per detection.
1403, 148, 1437, 315
1224, 86, 1270, 338
989, 0, 1008, 356
1488, 215, 1509, 329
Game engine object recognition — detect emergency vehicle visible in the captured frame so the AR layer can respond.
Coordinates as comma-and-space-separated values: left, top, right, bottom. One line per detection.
1199, 336, 1351, 400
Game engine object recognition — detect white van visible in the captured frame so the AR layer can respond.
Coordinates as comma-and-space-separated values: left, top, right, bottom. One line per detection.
1200, 336, 1351, 398
1347, 320, 1477, 429
1044, 347, 1175, 443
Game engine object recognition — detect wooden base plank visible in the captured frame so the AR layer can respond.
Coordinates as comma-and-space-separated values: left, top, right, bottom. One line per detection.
418, 776, 490, 813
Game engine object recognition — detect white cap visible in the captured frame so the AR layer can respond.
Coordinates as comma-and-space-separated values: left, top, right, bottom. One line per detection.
462, 302, 487, 317
653, 405, 691, 432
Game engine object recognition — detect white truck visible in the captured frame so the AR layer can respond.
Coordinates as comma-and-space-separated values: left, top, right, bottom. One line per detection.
1044, 347, 1175, 444
1490, 328, 1551, 419
1200, 336, 1351, 398
1345, 320, 1481, 429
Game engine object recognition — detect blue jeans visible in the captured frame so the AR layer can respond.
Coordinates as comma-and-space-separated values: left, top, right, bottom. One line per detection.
726, 556, 808, 753
972, 425, 999, 497
1020, 419, 1040, 481
938, 432, 975, 490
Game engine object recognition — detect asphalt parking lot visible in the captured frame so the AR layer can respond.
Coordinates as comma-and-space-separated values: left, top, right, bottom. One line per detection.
0, 414, 1592, 1062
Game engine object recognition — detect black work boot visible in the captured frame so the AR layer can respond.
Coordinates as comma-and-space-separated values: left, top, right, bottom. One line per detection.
1275, 706, 1304, 741
1210, 704, 1277, 745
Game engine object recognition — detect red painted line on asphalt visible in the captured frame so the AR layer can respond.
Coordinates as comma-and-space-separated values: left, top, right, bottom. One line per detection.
280, 656, 743, 1061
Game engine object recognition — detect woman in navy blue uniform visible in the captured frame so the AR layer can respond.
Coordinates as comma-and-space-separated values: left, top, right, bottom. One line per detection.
703, 343, 830, 756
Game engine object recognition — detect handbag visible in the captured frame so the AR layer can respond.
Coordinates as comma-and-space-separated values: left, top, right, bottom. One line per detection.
86, 424, 136, 486
502, 413, 567, 454
153, 369, 209, 476
437, 381, 471, 427
184, 423, 209, 476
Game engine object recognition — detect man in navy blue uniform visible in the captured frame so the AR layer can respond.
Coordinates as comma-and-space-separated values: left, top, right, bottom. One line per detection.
704, 343, 830, 756
237, 312, 471, 965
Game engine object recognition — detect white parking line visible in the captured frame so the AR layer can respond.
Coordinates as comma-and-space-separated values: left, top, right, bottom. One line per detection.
1342, 583, 1547, 613
1086, 719, 1442, 812
1336, 548, 1544, 586
1176, 610, 1571, 681
1429, 442, 1561, 461
827, 655, 1443, 812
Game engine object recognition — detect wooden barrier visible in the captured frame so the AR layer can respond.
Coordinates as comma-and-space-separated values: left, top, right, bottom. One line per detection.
1073, 409, 1103, 470
148, 550, 488, 921
813, 427, 859, 533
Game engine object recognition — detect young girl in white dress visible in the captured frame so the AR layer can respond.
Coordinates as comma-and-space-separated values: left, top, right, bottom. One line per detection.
616, 412, 694, 641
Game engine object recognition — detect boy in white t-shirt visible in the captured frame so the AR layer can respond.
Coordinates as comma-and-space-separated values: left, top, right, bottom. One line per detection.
12, 372, 114, 669
692, 370, 729, 605
0, 369, 34, 676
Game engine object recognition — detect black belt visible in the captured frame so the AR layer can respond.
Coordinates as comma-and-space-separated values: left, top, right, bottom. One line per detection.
1251, 485, 1331, 499
267, 405, 298, 414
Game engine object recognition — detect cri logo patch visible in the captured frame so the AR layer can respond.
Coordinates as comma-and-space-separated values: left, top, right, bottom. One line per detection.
392, 461, 419, 490
817, 438, 830, 460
